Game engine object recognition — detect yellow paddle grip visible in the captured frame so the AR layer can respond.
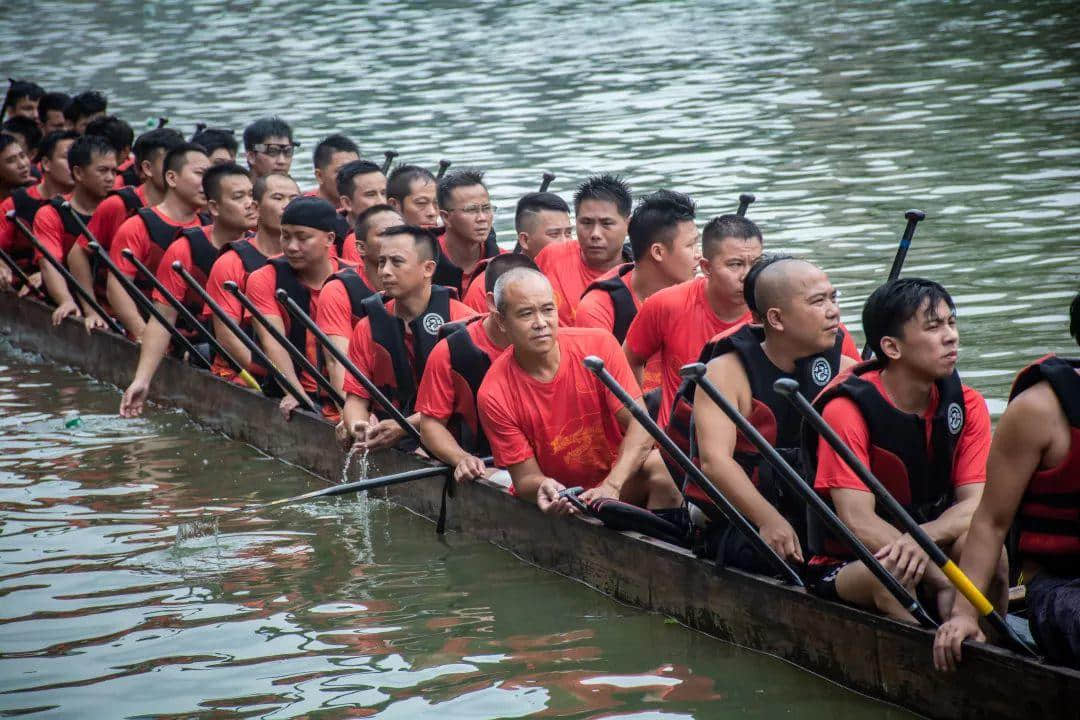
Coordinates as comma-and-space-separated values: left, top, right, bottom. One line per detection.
238, 369, 262, 393
942, 560, 995, 616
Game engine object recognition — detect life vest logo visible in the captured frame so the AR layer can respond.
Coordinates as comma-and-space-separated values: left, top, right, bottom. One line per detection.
811, 358, 832, 386
946, 402, 963, 435
421, 313, 445, 336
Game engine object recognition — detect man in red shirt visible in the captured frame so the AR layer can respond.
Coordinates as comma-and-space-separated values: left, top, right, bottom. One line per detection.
477, 267, 682, 513
804, 278, 998, 623
33, 135, 116, 327
387, 164, 439, 230
341, 225, 477, 450
0, 133, 32, 203
433, 169, 501, 296
83, 115, 134, 188
307, 134, 359, 208
191, 127, 238, 166
1, 80, 44, 123
461, 191, 572, 312
242, 117, 295, 180
107, 142, 209, 340
336, 159, 387, 264
417, 253, 540, 482
118, 164, 256, 417
316, 204, 403, 396
37, 92, 71, 135
0, 130, 77, 289
246, 196, 343, 420
624, 214, 763, 427
63, 91, 107, 134
534, 174, 631, 326
206, 172, 300, 384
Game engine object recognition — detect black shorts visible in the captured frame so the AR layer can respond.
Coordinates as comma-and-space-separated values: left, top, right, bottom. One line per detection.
1028, 572, 1080, 668
803, 558, 942, 621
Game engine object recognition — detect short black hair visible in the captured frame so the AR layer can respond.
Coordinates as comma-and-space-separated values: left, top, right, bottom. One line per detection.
514, 192, 570, 233
1070, 291, 1080, 346
2, 116, 41, 154
163, 142, 208, 178
133, 127, 185, 165
38, 130, 79, 163
573, 174, 632, 217
484, 252, 539, 293
354, 203, 399, 243
387, 164, 436, 203
628, 189, 696, 260
253, 172, 298, 202
242, 116, 293, 150
203, 162, 250, 203
701, 213, 762, 260
436, 168, 485, 209
313, 133, 359, 170
191, 127, 238, 158
3, 79, 44, 113
378, 223, 437, 261
67, 133, 115, 171
336, 159, 382, 201
83, 114, 134, 155
63, 90, 107, 123
37, 91, 69, 123
862, 278, 956, 365
0, 133, 19, 155
743, 253, 795, 315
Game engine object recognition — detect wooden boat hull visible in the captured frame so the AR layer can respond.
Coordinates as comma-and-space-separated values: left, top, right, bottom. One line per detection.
2, 293, 1078, 719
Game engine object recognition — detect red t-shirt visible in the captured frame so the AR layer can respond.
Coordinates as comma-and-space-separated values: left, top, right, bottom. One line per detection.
814, 369, 991, 498
339, 230, 361, 265
478, 327, 640, 489
113, 157, 135, 189
315, 271, 377, 339
79, 185, 147, 251
534, 241, 609, 326
31, 197, 75, 263
0, 185, 44, 263
343, 296, 477, 401
439, 234, 502, 295
151, 225, 235, 309
624, 276, 753, 426
110, 206, 201, 278
245, 257, 342, 394
462, 267, 489, 313
205, 242, 270, 380
415, 316, 507, 421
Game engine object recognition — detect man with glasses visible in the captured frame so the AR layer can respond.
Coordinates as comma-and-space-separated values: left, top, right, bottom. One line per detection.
433, 169, 501, 296
242, 116, 296, 179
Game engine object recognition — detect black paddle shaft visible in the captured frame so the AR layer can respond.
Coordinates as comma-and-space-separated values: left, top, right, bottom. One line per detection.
863, 209, 927, 360
736, 193, 756, 217
686, 365, 937, 627
583, 355, 805, 586
225, 283, 344, 407
174, 266, 317, 412
260, 465, 450, 508
0, 243, 49, 302
381, 150, 399, 174
8, 212, 125, 334
539, 173, 555, 192
436, 160, 451, 179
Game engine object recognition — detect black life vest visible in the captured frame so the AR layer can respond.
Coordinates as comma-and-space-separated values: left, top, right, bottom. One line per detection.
109, 186, 143, 216
47, 196, 89, 244
580, 262, 636, 342
802, 361, 966, 558
120, 164, 140, 188
173, 227, 221, 330
432, 231, 500, 294
9, 187, 47, 268
269, 256, 323, 383
622, 240, 634, 263
330, 266, 377, 327
359, 285, 454, 414
225, 238, 268, 274
1010, 355, 1080, 574
197, 210, 212, 226
436, 316, 493, 456
134, 208, 184, 291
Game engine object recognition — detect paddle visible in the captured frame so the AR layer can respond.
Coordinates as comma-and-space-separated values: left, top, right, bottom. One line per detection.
120, 249, 215, 370
436, 160, 451, 180
0, 243, 49, 302
174, 265, 318, 412
7, 211, 125, 334
682, 364, 937, 627
861, 209, 926, 360
737, 193, 756, 217
259, 465, 449, 509
224, 282, 344, 407
773, 378, 1040, 657
539, 172, 555, 192
583, 355, 805, 586
381, 150, 399, 175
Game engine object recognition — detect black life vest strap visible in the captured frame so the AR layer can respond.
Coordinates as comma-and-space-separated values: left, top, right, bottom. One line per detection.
269, 256, 311, 359
1010, 356, 1080, 427
226, 238, 268, 274
120, 165, 140, 188
136, 207, 183, 251
12, 187, 46, 224
110, 186, 143, 214
180, 226, 220, 277
48, 196, 87, 239
333, 266, 376, 320
445, 317, 492, 455
582, 262, 636, 341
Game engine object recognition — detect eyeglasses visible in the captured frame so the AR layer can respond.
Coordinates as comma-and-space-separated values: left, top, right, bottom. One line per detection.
448, 204, 496, 216
252, 142, 298, 158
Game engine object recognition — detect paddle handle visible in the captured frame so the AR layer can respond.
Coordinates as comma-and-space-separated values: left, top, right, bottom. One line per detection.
736, 193, 756, 217
583, 355, 804, 587
0, 243, 49, 302
862, 209, 926, 360
381, 150, 399, 174
436, 160, 451, 180
539, 173, 555, 192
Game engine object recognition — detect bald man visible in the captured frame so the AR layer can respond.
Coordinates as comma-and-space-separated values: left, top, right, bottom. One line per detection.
477, 268, 683, 515
690, 256, 857, 572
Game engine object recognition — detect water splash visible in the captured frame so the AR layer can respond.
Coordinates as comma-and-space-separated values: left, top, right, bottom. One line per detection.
341, 443, 369, 484
175, 514, 220, 544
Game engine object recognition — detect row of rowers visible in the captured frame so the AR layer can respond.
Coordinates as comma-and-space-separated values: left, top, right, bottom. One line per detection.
2, 116, 1078, 670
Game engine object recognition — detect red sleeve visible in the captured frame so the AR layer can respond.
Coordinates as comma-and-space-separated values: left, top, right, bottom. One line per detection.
314, 279, 354, 339
342, 317, 375, 399
462, 273, 489, 313
414, 338, 456, 421
575, 290, 615, 333
110, 216, 147, 278
80, 195, 123, 250
953, 387, 991, 487
32, 205, 64, 263
624, 292, 664, 360
0, 198, 14, 252
839, 323, 860, 360
151, 240, 192, 306
206, 252, 246, 321
478, 373, 535, 468
599, 331, 642, 412
813, 395, 872, 493
449, 299, 479, 322
245, 263, 282, 319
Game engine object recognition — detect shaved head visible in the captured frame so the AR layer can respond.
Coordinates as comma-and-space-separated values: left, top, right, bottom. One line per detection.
493, 267, 552, 314
755, 258, 827, 318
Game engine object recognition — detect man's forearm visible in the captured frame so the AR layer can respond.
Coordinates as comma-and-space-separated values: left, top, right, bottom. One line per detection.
419, 415, 469, 467
922, 496, 980, 546
66, 246, 98, 315
604, 414, 653, 491
107, 274, 145, 338
700, 453, 785, 529
40, 261, 74, 305
211, 316, 251, 371
131, 310, 174, 385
